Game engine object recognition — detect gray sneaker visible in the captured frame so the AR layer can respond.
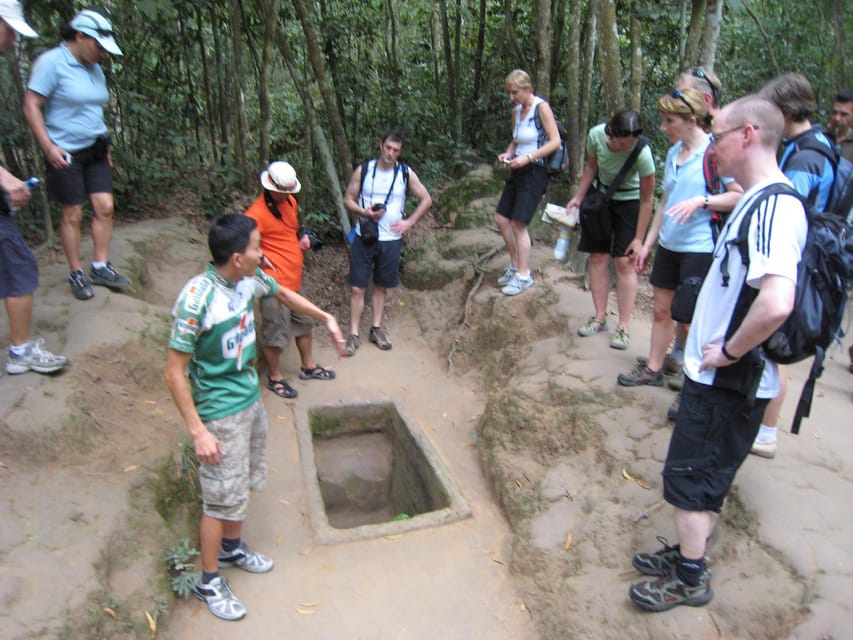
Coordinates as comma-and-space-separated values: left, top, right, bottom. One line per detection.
89, 262, 131, 290
6, 338, 67, 375
501, 275, 534, 296
617, 363, 663, 387
629, 568, 714, 611
218, 541, 274, 573
191, 574, 246, 621
369, 326, 392, 350
68, 269, 94, 300
344, 334, 360, 357
497, 266, 518, 286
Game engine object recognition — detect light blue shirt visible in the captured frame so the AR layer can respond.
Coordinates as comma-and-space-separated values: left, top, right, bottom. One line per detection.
658, 137, 732, 253
27, 43, 109, 152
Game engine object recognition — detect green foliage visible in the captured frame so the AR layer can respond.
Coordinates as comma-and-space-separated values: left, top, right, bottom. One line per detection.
165, 537, 200, 599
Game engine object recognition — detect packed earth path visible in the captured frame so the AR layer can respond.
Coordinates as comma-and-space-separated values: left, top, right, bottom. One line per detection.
0, 211, 851, 639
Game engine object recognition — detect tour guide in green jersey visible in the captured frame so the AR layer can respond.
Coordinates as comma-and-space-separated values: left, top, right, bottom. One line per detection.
165, 214, 346, 621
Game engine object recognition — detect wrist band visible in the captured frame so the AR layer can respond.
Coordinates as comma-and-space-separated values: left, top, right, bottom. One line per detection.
703, 194, 710, 207
721, 344, 739, 362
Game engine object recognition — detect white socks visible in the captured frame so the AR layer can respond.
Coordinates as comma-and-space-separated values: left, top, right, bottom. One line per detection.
756, 424, 778, 444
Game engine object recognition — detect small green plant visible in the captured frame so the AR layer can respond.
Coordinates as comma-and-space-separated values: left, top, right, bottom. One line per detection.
165, 537, 199, 598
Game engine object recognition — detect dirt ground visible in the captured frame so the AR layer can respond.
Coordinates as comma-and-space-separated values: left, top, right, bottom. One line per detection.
1, 207, 851, 639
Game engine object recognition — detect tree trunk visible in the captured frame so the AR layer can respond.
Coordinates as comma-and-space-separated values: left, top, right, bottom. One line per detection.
596, 0, 624, 113
533, 0, 552, 99
291, 0, 353, 178
256, 0, 281, 168
437, 0, 460, 139
629, 3, 643, 111
832, 0, 847, 87
700, 0, 724, 71
682, 0, 707, 69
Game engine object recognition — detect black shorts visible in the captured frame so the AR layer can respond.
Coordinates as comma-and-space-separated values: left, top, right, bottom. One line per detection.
45, 139, 113, 205
347, 237, 403, 289
496, 163, 549, 225
0, 215, 39, 298
649, 246, 714, 291
663, 377, 769, 513
577, 197, 638, 257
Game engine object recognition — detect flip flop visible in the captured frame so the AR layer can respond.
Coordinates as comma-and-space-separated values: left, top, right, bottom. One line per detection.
299, 365, 336, 381
267, 376, 298, 398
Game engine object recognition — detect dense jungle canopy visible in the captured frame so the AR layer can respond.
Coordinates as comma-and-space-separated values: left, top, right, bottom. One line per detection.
1, 0, 850, 242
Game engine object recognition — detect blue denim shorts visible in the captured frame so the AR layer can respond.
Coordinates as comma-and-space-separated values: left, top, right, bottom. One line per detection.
347, 237, 403, 289
0, 215, 39, 298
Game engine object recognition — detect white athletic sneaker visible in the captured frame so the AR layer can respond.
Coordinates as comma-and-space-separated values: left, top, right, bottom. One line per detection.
6, 338, 67, 375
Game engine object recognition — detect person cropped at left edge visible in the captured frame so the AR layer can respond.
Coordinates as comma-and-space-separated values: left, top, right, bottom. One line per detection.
23, 9, 131, 301
245, 161, 336, 400
1, 0, 66, 376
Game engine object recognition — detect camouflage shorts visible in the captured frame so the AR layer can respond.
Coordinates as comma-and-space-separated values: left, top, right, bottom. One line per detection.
198, 399, 268, 521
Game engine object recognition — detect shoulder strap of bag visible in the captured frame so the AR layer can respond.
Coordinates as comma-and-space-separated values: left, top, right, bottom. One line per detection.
602, 137, 648, 201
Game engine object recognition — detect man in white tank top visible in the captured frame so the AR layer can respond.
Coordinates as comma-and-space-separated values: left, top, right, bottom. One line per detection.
342, 131, 432, 354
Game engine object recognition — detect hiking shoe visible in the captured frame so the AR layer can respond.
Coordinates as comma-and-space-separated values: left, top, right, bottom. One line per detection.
218, 541, 274, 573
637, 354, 682, 376
750, 438, 777, 459
667, 371, 684, 391
610, 327, 630, 350
577, 317, 607, 337
633, 536, 682, 577
192, 574, 246, 621
617, 363, 664, 387
6, 338, 67, 375
68, 270, 94, 300
89, 262, 131, 290
667, 394, 680, 422
344, 334, 360, 357
369, 327, 392, 350
501, 275, 534, 296
497, 266, 518, 286
629, 568, 714, 612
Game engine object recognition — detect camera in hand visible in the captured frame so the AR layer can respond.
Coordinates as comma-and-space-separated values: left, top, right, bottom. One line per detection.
298, 226, 324, 251
371, 202, 386, 212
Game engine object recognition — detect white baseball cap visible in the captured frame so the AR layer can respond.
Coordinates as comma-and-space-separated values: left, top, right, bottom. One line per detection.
70, 9, 122, 56
260, 161, 302, 194
0, 0, 38, 38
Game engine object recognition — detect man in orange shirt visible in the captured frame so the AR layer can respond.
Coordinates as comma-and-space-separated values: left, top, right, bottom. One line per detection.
245, 162, 334, 399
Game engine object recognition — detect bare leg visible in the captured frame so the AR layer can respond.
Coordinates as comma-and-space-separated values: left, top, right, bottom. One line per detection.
349, 286, 366, 336
673, 507, 717, 560
89, 192, 115, 264
495, 213, 517, 268
4, 294, 33, 346
511, 220, 531, 275
614, 255, 638, 330
60, 204, 84, 271
587, 253, 610, 320
200, 515, 243, 573
261, 344, 283, 381
647, 287, 676, 372
371, 286, 387, 327
760, 366, 787, 429
294, 333, 315, 370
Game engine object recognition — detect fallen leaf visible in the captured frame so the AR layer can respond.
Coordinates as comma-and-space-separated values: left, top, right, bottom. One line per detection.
514, 479, 524, 490
564, 532, 573, 551
144, 610, 157, 637
276, 415, 287, 420
275, 535, 284, 545
813, 432, 824, 439
296, 607, 317, 615
103, 607, 116, 618
635, 478, 652, 490
0, 461, 8, 469
383, 534, 403, 541
123, 465, 139, 473
621, 467, 633, 481
279, 498, 291, 505
299, 601, 319, 608
299, 546, 313, 556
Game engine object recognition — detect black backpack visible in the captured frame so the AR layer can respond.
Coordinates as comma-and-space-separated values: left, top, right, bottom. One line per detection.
532, 103, 570, 175
723, 183, 853, 433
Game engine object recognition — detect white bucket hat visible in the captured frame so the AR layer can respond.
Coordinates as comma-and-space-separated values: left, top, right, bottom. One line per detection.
0, 0, 38, 38
70, 9, 122, 56
260, 161, 301, 194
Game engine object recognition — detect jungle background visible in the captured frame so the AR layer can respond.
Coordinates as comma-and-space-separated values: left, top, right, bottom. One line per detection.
1, 0, 850, 244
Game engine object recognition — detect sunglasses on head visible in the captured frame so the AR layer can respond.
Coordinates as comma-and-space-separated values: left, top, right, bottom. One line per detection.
605, 124, 642, 138
671, 90, 696, 116
691, 68, 719, 103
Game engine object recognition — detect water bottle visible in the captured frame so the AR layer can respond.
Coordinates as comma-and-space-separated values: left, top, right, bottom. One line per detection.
4, 177, 40, 215
554, 228, 571, 261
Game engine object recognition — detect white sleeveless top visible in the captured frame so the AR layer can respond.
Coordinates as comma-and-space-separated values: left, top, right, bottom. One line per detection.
513, 96, 545, 157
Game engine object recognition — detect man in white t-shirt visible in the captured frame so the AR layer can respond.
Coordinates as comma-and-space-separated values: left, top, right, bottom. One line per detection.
628, 96, 808, 612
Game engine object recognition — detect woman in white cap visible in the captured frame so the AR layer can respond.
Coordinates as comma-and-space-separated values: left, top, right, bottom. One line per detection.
244, 161, 336, 400
23, 9, 130, 301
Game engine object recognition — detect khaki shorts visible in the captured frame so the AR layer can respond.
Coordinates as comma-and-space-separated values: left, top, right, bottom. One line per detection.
198, 399, 268, 521
259, 295, 315, 349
